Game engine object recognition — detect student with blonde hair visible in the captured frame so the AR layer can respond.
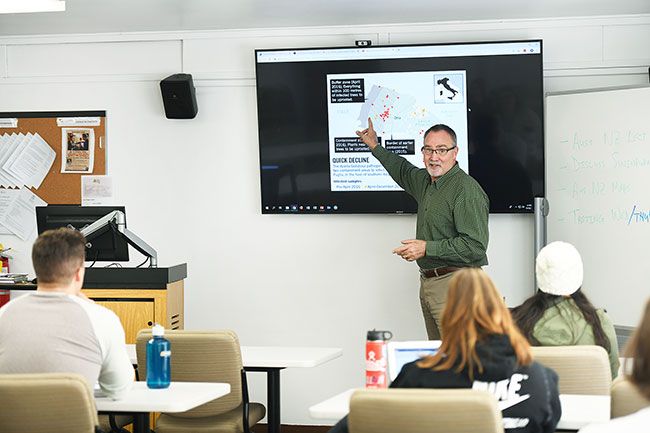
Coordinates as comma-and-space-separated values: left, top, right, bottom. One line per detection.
579, 299, 650, 432
328, 268, 561, 433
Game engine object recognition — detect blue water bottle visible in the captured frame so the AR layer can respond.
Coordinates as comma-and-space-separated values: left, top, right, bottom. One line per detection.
146, 324, 171, 389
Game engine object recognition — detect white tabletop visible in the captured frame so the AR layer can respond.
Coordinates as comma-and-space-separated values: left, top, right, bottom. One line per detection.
95, 381, 230, 413
308, 389, 610, 430
126, 344, 342, 368
241, 346, 343, 368
558, 394, 610, 430
309, 388, 354, 419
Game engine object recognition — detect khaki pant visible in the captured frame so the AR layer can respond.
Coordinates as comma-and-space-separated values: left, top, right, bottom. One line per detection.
419, 272, 455, 340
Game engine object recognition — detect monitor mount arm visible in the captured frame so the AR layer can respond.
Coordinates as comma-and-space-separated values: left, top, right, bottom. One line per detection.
79, 210, 158, 267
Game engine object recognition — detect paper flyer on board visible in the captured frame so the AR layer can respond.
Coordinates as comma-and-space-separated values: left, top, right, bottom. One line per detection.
5, 133, 56, 188
0, 188, 19, 235
61, 128, 95, 173
0, 132, 55, 188
82, 175, 114, 206
0, 133, 28, 187
0, 187, 47, 240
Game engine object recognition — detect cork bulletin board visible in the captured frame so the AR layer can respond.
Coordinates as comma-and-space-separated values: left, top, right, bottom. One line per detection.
0, 111, 106, 204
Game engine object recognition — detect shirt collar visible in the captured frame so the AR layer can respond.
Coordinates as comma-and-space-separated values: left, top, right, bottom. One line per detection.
33, 291, 73, 299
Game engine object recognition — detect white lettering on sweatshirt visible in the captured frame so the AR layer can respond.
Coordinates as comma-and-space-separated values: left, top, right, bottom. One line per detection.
473, 373, 531, 429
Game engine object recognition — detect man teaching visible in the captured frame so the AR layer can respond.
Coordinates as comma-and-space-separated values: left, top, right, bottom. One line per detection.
356, 118, 489, 339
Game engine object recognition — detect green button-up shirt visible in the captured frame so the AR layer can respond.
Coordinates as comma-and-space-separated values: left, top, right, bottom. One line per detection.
372, 145, 489, 269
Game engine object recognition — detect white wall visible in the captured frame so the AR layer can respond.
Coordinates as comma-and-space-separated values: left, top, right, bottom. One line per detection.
1, 14, 649, 425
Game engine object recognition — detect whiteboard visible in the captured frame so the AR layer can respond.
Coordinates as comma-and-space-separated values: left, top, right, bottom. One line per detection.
546, 86, 650, 326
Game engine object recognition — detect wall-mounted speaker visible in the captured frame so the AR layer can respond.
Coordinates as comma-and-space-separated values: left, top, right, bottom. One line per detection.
160, 73, 198, 119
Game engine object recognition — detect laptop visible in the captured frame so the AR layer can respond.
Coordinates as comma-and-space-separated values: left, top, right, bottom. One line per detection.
386, 340, 442, 383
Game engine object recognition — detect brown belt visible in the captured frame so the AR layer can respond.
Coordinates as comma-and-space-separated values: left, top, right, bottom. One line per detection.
420, 266, 462, 278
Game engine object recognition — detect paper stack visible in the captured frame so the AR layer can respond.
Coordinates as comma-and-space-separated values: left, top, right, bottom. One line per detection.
0, 187, 47, 240
0, 132, 55, 189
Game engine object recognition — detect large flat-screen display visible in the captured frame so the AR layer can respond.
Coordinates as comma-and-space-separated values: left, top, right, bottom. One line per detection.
255, 40, 544, 214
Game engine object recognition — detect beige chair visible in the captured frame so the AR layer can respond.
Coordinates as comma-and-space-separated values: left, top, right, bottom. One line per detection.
0, 372, 99, 433
136, 329, 266, 433
531, 345, 611, 395
348, 388, 503, 433
611, 376, 650, 418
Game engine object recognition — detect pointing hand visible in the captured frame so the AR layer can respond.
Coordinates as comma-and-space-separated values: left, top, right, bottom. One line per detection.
355, 117, 379, 150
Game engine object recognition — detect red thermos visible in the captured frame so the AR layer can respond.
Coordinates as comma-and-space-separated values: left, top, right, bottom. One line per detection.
0, 246, 9, 308
365, 329, 393, 388
0, 245, 8, 274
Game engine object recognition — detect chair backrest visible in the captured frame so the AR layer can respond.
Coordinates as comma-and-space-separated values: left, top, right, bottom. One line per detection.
136, 329, 243, 418
531, 345, 611, 395
611, 376, 650, 418
348, 388, 503, 433
0, 372, 98, 433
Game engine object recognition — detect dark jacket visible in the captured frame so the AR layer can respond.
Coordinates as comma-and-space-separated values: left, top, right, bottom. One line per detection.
328, 334, 561, 433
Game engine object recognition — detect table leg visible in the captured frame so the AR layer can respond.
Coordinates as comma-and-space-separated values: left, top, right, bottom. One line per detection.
267, 368, 281, 433
246, 367, 284, 433
132, 412, 150, 433
100, 412, 150, 433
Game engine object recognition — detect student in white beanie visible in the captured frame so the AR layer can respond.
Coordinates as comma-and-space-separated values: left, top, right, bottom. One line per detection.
512, 241, 620, 378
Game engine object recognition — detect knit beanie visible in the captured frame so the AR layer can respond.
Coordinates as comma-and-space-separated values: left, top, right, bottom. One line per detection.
535, 241, 583, 296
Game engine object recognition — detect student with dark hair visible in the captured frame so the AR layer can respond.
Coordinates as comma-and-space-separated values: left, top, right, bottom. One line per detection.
512, 241, 619, 378
579, 299, 650, 432
328, 268, 561, 433
0, 228, 133, 399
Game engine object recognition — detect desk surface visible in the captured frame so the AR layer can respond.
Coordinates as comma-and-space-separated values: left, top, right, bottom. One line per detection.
126, 344, 342, 368
241, 346, 343, 368
95, 381, 230, 413
308, 389, 610, 430
558, 394, 611, 430
308, 388, 354, 419
4, 264, 188, 290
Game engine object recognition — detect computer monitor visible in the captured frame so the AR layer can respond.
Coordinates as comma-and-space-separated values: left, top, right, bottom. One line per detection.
35, 205, 129, 262
387, 340, 442, 383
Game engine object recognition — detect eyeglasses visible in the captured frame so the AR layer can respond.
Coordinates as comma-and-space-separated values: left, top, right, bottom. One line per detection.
421, 145, 457, 156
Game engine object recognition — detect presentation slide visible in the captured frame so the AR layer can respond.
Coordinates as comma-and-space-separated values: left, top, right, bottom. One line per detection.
327, 71, 469, 192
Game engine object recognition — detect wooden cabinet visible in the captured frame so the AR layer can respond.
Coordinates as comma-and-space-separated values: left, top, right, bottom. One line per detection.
81, 264, 186, 344
94, 299, 155, 339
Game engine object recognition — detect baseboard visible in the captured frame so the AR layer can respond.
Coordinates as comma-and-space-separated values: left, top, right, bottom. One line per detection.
253, 424, 331, 433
